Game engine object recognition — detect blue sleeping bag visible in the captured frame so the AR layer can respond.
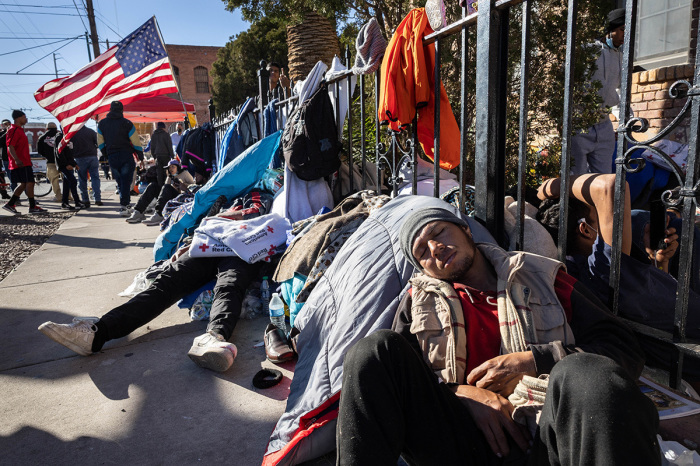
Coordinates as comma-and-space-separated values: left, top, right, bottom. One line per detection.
153, 130, 282, 261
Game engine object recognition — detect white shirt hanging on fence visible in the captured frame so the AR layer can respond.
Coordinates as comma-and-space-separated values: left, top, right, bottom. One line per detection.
325, 56, 357, 139
271, 163, 334, 224
189, 213, 291, 263
295, 61, 328, 105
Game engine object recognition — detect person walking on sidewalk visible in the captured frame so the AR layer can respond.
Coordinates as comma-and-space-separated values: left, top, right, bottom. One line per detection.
128, 159, 193, 224
0, 119, 12, 199
71, 125, 103, 208
37, 122, 62, 202
97, 101, 144, 216
149, 121, 175, 187
55, 131, 85, 211
2, 110, 46, 214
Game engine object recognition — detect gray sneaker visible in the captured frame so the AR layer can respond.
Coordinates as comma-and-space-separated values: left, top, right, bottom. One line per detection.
187, 332, 237, 372
119, 206, 132, 217
38, 318, 99, 356
143, 213, 164, 226
126, 210, 146, 223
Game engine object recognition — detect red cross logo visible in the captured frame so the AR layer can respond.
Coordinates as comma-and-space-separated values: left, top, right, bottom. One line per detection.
267, 226, 274, 233
239, 224, 247, 230
199, 243, 210, 252
267, 245, 276, 256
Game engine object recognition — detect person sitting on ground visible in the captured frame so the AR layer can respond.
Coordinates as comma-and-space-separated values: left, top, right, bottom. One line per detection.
55, 131, 86, 211
537, 173, 700, 387
336, 207, 660, 465
38, 191, 275, 373
3, 110, 46, 214
128, 159, 194, 225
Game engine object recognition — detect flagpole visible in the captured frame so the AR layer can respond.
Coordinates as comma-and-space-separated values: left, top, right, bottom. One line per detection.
153, 16, 190, 126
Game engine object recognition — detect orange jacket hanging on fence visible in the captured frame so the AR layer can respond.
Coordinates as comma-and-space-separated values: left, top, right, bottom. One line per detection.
378, 8, 461, 170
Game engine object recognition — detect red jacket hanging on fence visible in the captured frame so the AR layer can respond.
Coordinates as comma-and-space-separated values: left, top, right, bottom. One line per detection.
378, 8, 461, 170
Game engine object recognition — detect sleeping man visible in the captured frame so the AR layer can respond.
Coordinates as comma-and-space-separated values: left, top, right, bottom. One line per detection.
336, 207, 660, 465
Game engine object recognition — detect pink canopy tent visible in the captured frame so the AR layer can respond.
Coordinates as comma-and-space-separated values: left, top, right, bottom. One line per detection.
93, 95, 195, 123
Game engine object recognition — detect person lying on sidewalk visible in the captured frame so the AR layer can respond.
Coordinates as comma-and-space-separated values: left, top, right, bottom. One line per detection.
38, 190, 277, 373
127, 159, 194, 225
537, 173, 700, 386
336, 207, 660, 465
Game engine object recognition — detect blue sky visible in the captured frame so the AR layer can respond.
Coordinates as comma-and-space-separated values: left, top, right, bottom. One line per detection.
0, 0, 249, 124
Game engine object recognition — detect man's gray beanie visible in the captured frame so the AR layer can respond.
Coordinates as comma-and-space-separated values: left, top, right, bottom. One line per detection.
352, 18, 387, 75
399, 207, 470, 272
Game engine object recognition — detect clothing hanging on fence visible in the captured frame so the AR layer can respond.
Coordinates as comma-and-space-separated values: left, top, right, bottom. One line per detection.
217, 97, 259, 170
325, 56, 357, 140
263, 99, 278, 137
271, 163, 334, 224
352, 17, 387, 75
295, 61, 328, 105
378, 8, 461, 171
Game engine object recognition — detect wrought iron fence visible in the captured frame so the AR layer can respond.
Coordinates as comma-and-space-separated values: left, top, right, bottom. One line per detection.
209, 0, 699, 388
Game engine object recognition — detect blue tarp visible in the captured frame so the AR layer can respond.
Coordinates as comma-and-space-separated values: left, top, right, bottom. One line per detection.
153, 130, 283, 261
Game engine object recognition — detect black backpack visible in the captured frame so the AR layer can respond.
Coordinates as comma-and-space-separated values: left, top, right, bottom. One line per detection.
282, 82, 341, 181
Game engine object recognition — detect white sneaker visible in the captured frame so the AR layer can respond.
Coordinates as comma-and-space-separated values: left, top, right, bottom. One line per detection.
187, 331, 237, 372
126, 210, 146, 223
38, 318, 99, 356
143, 213, 164, 226
119, 206, 132, 217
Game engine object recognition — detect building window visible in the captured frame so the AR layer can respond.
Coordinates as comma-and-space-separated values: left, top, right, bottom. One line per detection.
635, 0, 691, 69
194, 66, 209, 94
173, 65, 181, 90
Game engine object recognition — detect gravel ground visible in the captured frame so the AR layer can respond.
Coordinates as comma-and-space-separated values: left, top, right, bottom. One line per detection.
0, 210, 75, 282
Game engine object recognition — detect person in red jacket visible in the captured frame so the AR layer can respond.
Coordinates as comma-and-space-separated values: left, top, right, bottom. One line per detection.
3, 110, 46, 214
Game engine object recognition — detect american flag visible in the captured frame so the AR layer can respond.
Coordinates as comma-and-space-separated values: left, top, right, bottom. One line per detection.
34, 17, 179, 152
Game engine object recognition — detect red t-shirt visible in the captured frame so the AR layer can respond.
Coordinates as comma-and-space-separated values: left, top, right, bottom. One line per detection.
6, 124, 30, 170
454, 269, 576, 374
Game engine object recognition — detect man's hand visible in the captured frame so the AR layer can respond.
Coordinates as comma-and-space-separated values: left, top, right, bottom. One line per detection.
216, 210, 244, 220
451, 384, 531, 457
279, 68, 290, 90
644, 223, 679, 273
467, 351, 537, 397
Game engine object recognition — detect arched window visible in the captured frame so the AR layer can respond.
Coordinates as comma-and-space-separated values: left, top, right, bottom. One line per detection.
194, 66, 209, 94
173, 65, 181, 90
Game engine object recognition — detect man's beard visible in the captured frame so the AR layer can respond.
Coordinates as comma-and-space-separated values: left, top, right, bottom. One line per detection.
444, 252, 474, 282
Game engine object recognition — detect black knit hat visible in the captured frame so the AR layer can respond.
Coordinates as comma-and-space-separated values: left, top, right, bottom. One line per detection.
607, 8, 626, 33
11, 109, 25, 120
110, 101, 124, 113
399, 207, 470, 272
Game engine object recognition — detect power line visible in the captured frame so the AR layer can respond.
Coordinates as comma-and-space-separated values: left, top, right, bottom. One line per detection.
0, 3, 74, 8
95, 13, 121, 39
0, 9, 83, 16
0, 37, 80, 56
16, 37, 80, 73
0, 36, 79, 39
71, 0, 88, 31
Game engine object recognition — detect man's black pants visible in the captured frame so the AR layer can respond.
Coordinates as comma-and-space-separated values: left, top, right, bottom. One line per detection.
337, 330, 660, 466
95, 253, 259, 350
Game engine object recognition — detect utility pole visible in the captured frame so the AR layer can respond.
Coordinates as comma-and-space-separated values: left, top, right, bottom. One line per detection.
85, 0, 101, 59
52, 53, 58, 78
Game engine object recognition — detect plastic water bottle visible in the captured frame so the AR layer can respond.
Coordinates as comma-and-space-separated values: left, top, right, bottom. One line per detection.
260, 276, 270, 316
269, 293, 287, 334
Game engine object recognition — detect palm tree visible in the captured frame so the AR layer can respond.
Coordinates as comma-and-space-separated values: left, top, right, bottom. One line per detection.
286, 12, 341, 83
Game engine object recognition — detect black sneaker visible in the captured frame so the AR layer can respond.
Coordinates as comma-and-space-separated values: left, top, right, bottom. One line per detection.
2, 203, 19, 214
81, 201, 90, 209
61, 203, 76, 211
28, 205, 47, 214
95, 201, 103, 206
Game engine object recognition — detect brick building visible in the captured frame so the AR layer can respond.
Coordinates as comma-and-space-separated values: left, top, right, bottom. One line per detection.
611, 0, 698, 143
165, 44, 221, 125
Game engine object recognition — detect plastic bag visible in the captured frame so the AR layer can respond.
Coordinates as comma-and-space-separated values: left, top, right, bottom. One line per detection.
118, 271, 154, 297
241, 285, 263, 320
189, 290, 214, 321
658, 435, 700, 465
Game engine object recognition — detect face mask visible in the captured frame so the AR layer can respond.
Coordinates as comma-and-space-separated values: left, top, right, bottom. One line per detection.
606, 36, 618, 50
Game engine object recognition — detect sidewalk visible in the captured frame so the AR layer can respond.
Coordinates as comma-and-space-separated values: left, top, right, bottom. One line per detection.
0, 186, 300, 465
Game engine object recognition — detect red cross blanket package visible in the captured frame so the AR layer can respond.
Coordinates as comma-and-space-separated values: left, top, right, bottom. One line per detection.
189, 213, 291, 263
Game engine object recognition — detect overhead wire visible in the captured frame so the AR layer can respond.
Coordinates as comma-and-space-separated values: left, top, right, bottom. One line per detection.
0, 37, 81, 56
71, 0, 88, 31
16, 37, 80, 73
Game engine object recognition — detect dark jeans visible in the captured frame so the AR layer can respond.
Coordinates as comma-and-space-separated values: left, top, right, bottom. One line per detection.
108, 151, 136, 207
60, 167, 79, 205
337, 330, 660, 466
74, 155, 102, 203
155, 154, 171, 187
96, 253, 260, 348
134, 183, 179, 215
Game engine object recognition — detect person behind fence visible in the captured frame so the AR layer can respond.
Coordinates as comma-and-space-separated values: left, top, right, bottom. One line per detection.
127, 159, 194, 225
267, 61, 290, 96
336, 207, 660, 466
55, 131, 85, 211
97, 100, 144, 216
36, 122, 62, 202
570, 8, 625, 175
38, 190, 276, 373
70, 124, 102, 208
3, 110, 46, 214
537, 173, 700, 388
